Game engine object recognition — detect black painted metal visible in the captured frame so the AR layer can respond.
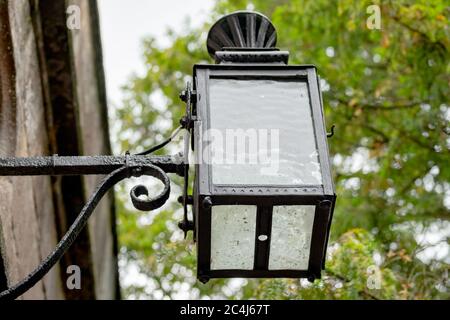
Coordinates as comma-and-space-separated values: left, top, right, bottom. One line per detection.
0, 154, 184, 176
308, 200, 333, 280
206, 269, 312, 279
0, 164, 172, 300
214, 50, 289, 64
196, 195, 212, 284
178, 82, 195, 237
130, 165, 171, 211
0, 152, 185, 299
254, 206, 273, 270
207, 11, 277, 59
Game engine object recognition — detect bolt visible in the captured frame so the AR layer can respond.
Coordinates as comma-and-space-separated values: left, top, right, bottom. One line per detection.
180, 116, 189, 128
179, 91, 187, 102
202, 197, 212, 209
178, 195, 193, 205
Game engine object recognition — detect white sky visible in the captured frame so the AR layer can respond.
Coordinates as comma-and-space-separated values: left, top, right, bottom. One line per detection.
98, 0, 214, 106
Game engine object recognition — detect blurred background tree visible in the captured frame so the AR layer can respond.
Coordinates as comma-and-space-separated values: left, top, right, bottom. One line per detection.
114, 0, 449, 299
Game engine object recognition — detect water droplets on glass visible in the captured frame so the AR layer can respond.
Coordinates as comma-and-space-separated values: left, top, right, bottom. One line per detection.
269, 205, 315, 270
210, 205, 257, 270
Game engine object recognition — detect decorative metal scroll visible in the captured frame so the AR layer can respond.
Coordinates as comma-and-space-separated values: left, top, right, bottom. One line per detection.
0, 81, 198, 299
0, 154, 185, 300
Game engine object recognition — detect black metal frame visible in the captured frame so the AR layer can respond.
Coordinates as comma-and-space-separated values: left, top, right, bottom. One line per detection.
192, 64, 336, 283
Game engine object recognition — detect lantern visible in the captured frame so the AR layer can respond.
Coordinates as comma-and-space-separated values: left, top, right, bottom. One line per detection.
190, 11, 336, 283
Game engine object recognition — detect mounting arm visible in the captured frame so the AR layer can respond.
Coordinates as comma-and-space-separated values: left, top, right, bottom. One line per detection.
0, 153, 184, 300
0, 83, 197, 300
0, 153, 185, 300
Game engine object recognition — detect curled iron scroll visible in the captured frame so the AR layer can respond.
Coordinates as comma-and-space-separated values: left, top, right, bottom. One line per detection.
130, 164, 171, 211
0, 163, 171, 300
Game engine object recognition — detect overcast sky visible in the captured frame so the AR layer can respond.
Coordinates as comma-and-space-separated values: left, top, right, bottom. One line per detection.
98, 0, 214, 106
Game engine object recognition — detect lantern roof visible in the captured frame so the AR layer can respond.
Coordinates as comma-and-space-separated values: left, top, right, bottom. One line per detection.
206, 11, 289, 64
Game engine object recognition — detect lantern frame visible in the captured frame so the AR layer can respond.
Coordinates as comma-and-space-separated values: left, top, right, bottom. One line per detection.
192, 63, 336, 283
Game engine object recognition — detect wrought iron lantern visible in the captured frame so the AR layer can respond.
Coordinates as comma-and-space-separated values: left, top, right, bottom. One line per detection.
185, 11, 336, 283
0, 10, 336, 299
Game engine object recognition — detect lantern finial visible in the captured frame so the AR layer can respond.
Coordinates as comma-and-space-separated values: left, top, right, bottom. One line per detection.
206, 11, 278, 58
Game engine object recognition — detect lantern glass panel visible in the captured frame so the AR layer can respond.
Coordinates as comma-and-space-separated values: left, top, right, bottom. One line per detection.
210, 205, 257, 270
208, 78, 322, 186
268, 205, 315, 270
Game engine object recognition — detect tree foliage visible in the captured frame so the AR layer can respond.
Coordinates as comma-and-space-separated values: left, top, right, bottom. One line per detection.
115, 0, 449, 299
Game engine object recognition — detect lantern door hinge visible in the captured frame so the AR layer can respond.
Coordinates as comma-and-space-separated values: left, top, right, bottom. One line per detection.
179, 89, 197, 103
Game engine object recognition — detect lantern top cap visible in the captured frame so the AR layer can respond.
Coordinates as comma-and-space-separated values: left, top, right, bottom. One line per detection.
206, 11, 278, 59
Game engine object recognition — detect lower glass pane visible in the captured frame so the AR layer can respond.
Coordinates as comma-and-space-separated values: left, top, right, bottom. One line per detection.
210, 205, 257, 270
269, 205, 315, 270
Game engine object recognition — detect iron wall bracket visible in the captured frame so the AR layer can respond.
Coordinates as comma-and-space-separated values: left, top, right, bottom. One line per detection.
0, 152, 185, 300
0, 87, 192, 299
